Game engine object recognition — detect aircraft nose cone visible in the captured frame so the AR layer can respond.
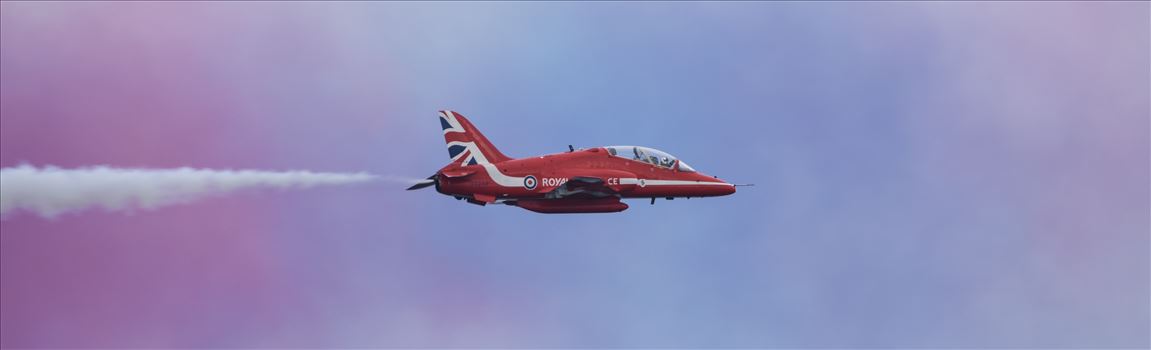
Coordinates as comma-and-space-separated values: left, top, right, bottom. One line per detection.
710, 181, 736, 196
723, 183, 736, 196
696, 174, 737, 196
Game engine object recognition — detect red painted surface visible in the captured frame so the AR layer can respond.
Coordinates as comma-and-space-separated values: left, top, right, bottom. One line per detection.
416, 111, 737, 213
513, 198, 629, 214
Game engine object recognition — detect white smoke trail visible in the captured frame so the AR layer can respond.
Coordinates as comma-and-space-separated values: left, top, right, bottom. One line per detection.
0, 165, 377, 218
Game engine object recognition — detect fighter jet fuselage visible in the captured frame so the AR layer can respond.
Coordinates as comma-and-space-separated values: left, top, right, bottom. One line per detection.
407, 111, 738, 213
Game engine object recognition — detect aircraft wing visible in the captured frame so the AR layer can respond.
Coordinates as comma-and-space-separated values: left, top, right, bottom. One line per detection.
544, 176, 620, 199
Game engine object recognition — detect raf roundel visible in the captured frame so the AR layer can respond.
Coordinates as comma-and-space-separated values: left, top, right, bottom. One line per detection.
523, 175, 538, 190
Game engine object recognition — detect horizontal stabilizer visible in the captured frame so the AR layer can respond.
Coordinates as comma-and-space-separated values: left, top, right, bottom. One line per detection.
406, 175, 436, 191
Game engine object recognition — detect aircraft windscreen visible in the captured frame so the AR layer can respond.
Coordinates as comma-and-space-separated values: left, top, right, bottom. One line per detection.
677, 160, 696, 172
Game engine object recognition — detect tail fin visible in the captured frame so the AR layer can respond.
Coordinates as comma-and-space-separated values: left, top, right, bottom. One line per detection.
439, 110, 513, 166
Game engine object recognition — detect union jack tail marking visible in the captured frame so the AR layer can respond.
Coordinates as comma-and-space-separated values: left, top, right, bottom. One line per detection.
439, 110, 513, 166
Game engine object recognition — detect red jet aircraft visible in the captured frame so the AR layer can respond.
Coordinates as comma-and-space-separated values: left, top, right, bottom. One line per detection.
407, 111, 741, 213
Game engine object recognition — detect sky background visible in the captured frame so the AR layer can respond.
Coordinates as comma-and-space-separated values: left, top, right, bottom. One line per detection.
1, 1, 1148, 348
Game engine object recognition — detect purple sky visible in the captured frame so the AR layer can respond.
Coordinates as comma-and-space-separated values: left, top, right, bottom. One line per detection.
2, 2, 1148, 348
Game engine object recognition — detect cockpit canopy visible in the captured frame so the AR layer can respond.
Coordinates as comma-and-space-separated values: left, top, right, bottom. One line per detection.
604, 146, 696, 172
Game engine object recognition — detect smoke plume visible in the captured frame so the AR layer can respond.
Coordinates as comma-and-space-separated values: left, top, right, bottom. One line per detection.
0, 165, 377, 218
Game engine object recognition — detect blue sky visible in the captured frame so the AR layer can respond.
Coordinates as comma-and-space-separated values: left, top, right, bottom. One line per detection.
2, 2, 1148, 348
